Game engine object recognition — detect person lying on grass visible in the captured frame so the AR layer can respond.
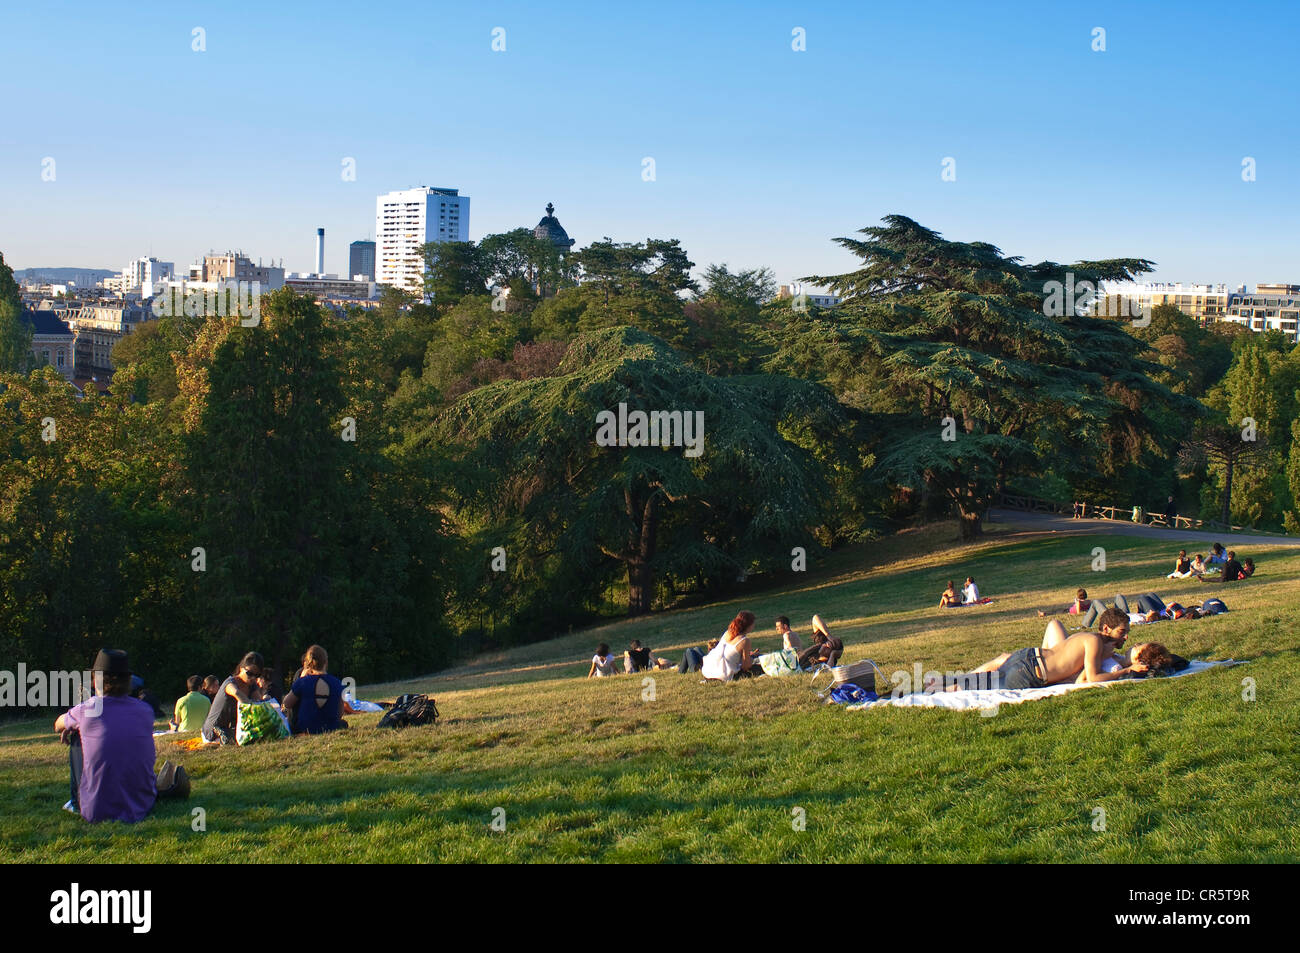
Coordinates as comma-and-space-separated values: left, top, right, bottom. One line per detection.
701, 611, 762, 681
1039, 619, 1179, 678
939, 580, 960, 608
797, 614, 844, 669
932, 608, 1146, 692
1037, 587, 1093, 617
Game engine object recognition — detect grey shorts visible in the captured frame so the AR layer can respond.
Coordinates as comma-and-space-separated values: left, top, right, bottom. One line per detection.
995, 647, 1047, 690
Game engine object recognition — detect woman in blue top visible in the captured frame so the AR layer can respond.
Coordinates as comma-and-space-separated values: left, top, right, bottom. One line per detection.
283, 645, 346, 734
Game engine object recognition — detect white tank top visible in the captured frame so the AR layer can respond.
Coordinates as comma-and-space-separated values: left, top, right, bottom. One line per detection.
702, 633, 742, 680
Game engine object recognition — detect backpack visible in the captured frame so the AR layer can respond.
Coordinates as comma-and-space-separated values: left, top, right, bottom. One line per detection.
377, 693, 439, 728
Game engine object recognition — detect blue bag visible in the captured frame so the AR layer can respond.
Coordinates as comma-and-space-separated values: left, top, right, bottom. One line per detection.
828, 684, 876, 705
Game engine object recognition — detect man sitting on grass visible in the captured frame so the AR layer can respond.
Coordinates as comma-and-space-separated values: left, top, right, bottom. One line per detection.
940, 609, 1148, 691
55, 649, 188, 822
170, 675, 210, 732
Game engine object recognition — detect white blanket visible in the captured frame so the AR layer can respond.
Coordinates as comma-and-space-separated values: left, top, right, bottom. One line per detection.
847, 659, 1241, 712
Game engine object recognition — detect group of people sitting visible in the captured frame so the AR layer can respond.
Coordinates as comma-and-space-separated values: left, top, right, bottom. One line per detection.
938, 577, 981, 607
199, 646, 350, 744
587, 612, 846, 683
54, 643, 353, 825
1166, 544, 1254, 582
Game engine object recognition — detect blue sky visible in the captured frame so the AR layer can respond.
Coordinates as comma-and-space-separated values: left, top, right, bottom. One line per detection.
1, 0, 1297, 288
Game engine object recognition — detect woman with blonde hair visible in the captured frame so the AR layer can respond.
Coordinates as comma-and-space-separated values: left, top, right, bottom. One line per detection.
283, 645, 347, 734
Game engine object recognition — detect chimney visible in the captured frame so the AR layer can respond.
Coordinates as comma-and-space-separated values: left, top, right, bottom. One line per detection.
315, 228, 325, 276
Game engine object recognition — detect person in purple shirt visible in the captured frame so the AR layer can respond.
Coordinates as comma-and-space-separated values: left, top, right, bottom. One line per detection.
54, 649, 158, 823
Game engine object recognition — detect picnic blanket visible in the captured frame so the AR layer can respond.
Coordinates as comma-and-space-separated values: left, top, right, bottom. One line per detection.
847, 659, 1241, 712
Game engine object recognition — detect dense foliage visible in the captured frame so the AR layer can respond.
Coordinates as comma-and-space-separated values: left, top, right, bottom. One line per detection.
3, 215, 1295, 693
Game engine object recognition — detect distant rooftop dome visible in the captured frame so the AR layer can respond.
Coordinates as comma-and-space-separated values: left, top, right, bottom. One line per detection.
533, 202, 575, 251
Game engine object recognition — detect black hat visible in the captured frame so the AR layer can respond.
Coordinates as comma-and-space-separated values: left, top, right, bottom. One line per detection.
92, 649, 132, 676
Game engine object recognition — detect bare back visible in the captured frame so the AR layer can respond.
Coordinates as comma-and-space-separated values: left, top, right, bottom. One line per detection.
1040, 632, 1113, 684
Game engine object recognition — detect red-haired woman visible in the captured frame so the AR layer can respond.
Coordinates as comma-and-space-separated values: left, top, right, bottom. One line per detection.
701, 611, 760, 681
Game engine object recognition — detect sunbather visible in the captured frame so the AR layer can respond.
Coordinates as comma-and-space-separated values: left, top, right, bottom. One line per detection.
939, 581, 960, 608
797, 615, 843, 669
944, 609, 1144, 690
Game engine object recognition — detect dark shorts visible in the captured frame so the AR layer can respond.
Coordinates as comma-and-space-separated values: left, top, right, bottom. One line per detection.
995, 647, 1047, 690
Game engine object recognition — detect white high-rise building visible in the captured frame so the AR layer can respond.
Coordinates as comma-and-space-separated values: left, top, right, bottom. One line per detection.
375, 187, 470, 294
122, 257, 175, 298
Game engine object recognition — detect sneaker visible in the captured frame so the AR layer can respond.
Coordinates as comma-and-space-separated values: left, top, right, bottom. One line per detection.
62, 799, 79, 815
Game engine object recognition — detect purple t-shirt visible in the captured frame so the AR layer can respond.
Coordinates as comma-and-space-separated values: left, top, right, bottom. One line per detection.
63, 695, 157, 823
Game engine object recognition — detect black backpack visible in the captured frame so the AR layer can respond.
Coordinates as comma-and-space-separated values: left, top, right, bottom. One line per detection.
377, 693, 439, 728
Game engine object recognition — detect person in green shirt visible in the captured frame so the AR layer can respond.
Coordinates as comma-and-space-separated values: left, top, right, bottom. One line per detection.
170, 676, 211, 732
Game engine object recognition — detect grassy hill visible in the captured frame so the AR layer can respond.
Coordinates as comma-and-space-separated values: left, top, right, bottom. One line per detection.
3, 521, 1296, 863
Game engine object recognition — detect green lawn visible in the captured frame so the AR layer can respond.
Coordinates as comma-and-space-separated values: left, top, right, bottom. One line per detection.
3, 522, 1296, 863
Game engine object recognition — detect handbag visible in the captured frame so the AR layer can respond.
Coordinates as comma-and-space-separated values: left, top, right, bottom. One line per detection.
236, 700, 291, 745
811, 658, 888, 699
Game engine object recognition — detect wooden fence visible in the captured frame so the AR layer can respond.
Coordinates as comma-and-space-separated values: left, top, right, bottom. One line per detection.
995, 493, 1290, 538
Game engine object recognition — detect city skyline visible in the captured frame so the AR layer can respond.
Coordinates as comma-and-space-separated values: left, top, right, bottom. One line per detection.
2, 0, 1298, 287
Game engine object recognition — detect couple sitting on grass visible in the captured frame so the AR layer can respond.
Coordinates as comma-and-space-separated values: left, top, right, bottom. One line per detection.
587, 640, 676, 676
692, 611, 843, 681
934, 610, 1178, 693
938, 577, 981, 607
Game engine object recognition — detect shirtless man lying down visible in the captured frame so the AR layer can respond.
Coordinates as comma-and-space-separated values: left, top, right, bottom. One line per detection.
946, 607, 1150, 690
